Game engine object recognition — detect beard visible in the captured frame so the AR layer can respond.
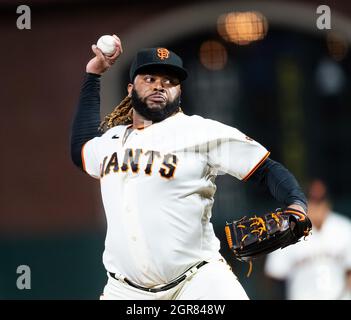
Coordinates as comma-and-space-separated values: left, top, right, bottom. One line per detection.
131, 89, 181, 123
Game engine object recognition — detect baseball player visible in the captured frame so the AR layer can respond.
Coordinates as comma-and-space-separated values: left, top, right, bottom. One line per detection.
265, 179, 351, 300
70, 36, 308, 300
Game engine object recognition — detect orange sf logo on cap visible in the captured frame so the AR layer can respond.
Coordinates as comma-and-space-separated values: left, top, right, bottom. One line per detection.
157, 48, 170, 60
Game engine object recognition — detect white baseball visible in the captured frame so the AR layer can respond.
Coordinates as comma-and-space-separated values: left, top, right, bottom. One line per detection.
96, 35, 117, 56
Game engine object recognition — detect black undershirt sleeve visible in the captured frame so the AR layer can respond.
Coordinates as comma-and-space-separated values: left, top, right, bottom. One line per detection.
248, 158, 308, 212
70, 73, 102, 170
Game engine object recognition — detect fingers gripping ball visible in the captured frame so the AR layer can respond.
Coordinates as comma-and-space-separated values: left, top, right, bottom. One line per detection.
225, 208, 312, 276
96, 35, 117, 56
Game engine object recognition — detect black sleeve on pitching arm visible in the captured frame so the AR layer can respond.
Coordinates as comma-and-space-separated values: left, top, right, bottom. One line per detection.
249, 158, 308, 212
70, 73, 102, 170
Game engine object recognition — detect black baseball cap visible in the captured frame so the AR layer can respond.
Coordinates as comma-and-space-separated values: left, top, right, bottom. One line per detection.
129, 47, 188, 82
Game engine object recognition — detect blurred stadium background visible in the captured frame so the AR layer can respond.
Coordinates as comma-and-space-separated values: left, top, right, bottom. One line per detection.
0, 0, 350, 299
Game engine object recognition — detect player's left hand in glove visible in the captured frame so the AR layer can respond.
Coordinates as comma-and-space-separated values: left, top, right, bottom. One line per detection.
225, 207, 312, 276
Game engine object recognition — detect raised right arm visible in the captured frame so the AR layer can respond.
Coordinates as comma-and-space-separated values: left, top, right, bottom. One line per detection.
70, 35, 123, 170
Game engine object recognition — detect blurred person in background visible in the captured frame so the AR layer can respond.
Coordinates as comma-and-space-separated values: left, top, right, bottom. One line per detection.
264, 179, 351, 300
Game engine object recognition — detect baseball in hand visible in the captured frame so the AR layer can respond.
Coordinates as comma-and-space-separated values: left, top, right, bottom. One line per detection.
96, 35, 117, 56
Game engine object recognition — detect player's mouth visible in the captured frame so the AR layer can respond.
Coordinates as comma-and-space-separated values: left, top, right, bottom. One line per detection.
147, 93, 166, 103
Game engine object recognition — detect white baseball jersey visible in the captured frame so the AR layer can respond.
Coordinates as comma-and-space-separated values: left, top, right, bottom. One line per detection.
82, 112, 269, 286
265, 212, 351, 300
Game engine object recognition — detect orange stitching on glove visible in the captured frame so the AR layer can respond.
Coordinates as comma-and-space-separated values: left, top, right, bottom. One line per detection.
271, 213, 281, 225
249, 217, 267, 237
225, 225, 233, 248
303, 228, 312, 239
284, 209, 306, 221
246, 260, 253, 277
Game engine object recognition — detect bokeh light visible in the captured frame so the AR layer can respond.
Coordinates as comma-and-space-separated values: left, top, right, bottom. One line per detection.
326, 32, 348, 62
199, 40, 228, 71
217, 11, 268, 45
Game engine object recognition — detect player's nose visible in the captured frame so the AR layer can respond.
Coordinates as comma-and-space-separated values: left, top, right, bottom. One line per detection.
153, 80, 165, 92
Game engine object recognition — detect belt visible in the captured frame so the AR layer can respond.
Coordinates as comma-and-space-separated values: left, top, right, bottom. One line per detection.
109, 261, 208, 293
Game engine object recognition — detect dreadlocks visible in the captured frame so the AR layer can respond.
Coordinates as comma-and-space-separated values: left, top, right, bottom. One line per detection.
99, 95, 133, 132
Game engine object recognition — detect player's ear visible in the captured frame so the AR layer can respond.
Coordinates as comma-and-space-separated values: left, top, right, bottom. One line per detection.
127, 83, 133, 97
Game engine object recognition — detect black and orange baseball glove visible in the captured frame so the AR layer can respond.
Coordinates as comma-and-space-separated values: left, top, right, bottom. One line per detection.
225, 208, 312, 276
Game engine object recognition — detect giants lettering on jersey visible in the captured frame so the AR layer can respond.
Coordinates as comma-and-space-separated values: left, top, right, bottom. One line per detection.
100, 148, 178, 179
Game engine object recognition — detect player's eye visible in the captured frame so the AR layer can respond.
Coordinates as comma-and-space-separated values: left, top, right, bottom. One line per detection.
162, 77, 179, 86
144, 75, 154, 83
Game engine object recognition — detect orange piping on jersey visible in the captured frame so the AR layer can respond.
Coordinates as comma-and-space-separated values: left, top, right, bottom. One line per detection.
81, 142, 88, 172
243, 151, 270, 182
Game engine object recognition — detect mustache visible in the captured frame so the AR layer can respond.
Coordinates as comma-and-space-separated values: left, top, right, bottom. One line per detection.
147, 91, 167, 101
